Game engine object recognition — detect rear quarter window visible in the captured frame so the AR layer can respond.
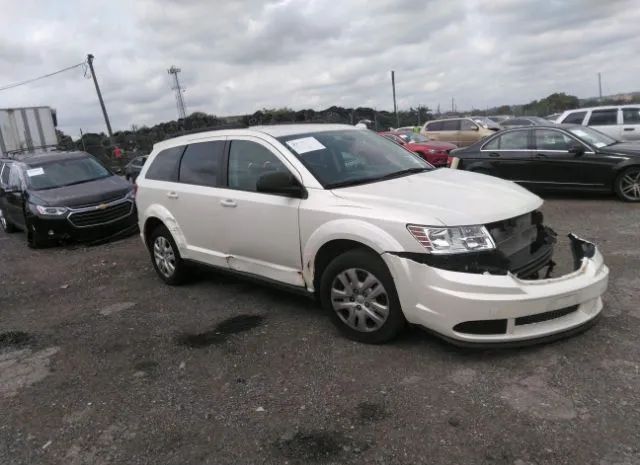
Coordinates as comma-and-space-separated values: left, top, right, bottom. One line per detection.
145, 146, 185, 182
426, 121, 444, 131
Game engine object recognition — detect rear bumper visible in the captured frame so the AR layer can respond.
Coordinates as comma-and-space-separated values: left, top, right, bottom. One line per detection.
383, 234, 609, 345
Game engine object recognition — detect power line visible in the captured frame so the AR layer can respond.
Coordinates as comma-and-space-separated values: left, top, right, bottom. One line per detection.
0, 61, 87, 92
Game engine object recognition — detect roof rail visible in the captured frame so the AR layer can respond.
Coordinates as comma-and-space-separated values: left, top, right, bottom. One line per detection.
164, 123, 249, 139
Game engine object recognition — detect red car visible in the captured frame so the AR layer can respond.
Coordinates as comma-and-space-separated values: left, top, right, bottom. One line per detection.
379, 131, 457, 167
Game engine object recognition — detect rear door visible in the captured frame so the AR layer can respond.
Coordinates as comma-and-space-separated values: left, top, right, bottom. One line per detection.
586, 108, 620, 139
217, 137, 303, 286
621, 107, 640, 141
440, 120, 461, 145
480, 129, 533, 181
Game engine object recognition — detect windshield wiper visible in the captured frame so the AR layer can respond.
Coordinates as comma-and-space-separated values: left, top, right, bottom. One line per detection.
326, 167, 430, 189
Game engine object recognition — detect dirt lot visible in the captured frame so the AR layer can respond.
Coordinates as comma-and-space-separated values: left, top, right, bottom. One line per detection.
1, 194, 639, 465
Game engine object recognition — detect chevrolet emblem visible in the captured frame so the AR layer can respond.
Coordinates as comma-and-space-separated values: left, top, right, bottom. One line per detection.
96, 204, 108, 210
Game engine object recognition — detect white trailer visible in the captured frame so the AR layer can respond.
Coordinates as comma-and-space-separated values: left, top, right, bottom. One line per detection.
0, 106, 58, 157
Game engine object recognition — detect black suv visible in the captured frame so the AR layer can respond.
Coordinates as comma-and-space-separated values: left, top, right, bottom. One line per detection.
0, 151, 137, 247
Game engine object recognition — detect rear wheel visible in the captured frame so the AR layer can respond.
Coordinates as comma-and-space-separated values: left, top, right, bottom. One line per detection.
149, 224, 190, 285
319, 248, 405, 344
0, 209, 17, 233
614, 166, 640, 202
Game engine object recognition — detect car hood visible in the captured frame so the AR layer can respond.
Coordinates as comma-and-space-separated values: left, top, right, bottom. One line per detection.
410, 141, 457, 151
29, 175, 132, 208
599, 142, 640, 157
330, 168, 542, 226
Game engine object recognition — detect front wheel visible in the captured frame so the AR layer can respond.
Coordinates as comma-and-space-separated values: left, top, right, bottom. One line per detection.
319, 249, 406, 344
614, 166, 640, 202
149, 224, 190, 285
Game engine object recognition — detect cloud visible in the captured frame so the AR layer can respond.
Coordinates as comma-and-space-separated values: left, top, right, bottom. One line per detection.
0, 0, 639, 134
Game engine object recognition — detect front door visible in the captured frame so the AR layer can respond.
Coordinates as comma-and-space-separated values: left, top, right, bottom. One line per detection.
218, 137, 303, 287
5, 165, 26, 228
530, 129, 606, 187
622, 107, 640, 141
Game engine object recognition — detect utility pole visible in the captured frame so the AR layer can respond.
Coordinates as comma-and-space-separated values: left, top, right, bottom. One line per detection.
598, 72, 603, 101
86, 54, 113, 140
168, 66, 187, 119
391, 71, 399, 128
451, 97, 455, 113
79, 128, 87, 151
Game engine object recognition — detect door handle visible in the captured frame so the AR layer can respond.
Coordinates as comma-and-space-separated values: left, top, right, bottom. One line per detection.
535, 153, 547, 158
624, 128, 635, 131
488, 152, 500, 158
220, 199, 237, 208
167, 192, 178, 199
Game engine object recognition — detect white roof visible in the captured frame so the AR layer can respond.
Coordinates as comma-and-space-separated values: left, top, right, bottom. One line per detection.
564, 104, 640, 112
250, 123, 357, 137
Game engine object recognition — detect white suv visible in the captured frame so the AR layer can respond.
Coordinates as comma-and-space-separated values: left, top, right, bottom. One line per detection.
556, 105, 640, 141
136, 124, 609, 345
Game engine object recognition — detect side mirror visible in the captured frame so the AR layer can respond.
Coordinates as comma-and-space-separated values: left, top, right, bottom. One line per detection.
256, 171, 306, 198
569, 144, 585, 157
469, 126, 479, 131
1, 186, 19, 195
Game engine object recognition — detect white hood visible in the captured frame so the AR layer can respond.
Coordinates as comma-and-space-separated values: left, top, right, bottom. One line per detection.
330, 168, 542, 226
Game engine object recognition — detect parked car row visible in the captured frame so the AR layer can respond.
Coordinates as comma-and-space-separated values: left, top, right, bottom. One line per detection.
379, 131, 455, 166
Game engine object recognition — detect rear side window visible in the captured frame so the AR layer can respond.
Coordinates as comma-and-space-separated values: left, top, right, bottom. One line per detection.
179, 141, 225, 187
426, 121, 443, 131
561, 111, 587, 124
623, 108, 640, 124
228, 140, 289, 192
588, 109, 618, 126
441, 120, 460, 131
486, 130, 529, 150
145, 146, 185, 182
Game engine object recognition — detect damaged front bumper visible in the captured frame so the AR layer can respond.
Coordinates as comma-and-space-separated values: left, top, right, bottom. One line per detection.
383, 234, 609, 345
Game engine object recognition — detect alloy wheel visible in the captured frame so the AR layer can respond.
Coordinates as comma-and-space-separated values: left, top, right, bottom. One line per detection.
330, 268, 390, 332
619, 168, 640, 200
153, 236, 176, 278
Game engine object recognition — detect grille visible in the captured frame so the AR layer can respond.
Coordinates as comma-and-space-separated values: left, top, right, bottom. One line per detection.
68, 201, 133, 227
515, 305, 579, 326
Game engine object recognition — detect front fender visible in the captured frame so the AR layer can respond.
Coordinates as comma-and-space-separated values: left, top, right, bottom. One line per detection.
142, 204, 189, 255
302, 219, 405, 291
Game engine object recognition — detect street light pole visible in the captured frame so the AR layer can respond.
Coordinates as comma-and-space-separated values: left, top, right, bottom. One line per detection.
391, 71, 399, 128
86, 54, 113, 141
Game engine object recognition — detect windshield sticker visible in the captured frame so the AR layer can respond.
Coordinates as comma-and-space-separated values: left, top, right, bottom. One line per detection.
26, 167, 45, 177
286, 137, 326, 154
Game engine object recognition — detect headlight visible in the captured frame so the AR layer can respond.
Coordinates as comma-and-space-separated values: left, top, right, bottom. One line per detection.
34, 205, 68, 216
407, 224, 495, 254
125, 189, 135, 200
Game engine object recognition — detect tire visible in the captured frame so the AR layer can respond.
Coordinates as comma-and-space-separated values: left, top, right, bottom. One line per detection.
0, 209, 17, 233
148, 224, 190, 285
614, 166, 640, 202
319, 248, 406, 344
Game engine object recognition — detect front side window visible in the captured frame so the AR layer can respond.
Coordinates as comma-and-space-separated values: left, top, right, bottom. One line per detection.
25, 157, 110, 190
8, 166, 23, 189
535, 130, 574, 151
588, 109, 618, 126
179, 141, 224, 187
0, 163, 11, 185
146, 146, 185, 181
562, 111, 587, 125
490, 130, 529, 150
623, 108, 640, 124
441, 120, 460, 131
228, 140, 289, 192
278, 130, 429, 188
460, 119, 477, 131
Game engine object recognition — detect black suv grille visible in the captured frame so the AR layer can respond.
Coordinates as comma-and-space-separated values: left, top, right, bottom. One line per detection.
68, 201, 133, 227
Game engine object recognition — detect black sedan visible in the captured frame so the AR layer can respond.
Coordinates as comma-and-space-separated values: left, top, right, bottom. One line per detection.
500, 117, 553, 128
0, 151, 137, 247
451, 124, 640, 201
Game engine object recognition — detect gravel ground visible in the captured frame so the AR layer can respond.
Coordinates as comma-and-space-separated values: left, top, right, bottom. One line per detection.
1, 194, 639, 465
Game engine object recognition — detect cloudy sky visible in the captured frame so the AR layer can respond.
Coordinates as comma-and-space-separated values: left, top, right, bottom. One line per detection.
1, 0, 639, 135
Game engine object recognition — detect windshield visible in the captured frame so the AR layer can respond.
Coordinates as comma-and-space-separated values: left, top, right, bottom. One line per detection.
25, 157, 111, 190
278, 129, 431, 188
567, 126, 617, 148
398, 132, 429, 143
